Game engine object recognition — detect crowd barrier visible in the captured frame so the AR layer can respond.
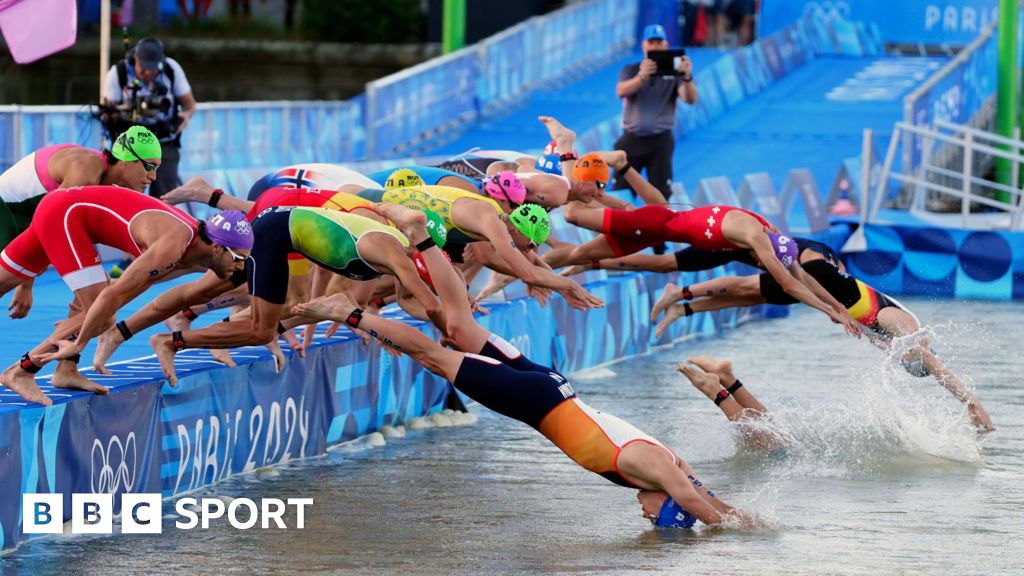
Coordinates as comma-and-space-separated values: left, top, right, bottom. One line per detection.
364, 0, 637, 159
0, 100, 365, 174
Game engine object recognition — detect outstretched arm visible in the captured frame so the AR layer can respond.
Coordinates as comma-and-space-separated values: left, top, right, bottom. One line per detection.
90, 270, 236, 373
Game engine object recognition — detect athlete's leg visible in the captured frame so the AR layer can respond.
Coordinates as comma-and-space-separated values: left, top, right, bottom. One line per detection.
293, 291, 464, 380
678, 358, 783, 451
688, 356, 767, 414
652, 276, 759, 323
655, 292, 766, 339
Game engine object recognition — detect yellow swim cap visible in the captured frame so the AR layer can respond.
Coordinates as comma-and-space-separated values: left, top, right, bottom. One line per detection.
385, 168, 424, 189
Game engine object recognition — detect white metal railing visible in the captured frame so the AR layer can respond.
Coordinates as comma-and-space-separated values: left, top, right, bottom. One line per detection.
864, 120, 1024, 231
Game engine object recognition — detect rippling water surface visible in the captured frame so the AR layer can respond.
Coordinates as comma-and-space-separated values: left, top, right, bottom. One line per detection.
6, 300, 1023, 575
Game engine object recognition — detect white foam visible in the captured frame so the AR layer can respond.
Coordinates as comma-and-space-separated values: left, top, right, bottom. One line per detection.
410, 416, 434, 429
381, 424, 406, 438
571, 366, 618, 380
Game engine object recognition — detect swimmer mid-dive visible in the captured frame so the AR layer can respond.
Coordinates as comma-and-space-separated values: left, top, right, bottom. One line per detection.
292, 203, 765, 530
647, 246, 995, 432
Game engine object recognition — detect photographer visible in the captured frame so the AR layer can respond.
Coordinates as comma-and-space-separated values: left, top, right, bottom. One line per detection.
613, 24, 698, 204
103, 37, 197, 198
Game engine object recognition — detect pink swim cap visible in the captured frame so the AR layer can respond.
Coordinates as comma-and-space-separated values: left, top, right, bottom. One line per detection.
484, 171, 527, 205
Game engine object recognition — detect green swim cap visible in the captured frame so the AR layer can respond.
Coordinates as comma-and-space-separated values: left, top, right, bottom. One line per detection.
508, 203, 550, 246
386, 168, 424, 189
422, 209, 447, 248
112, 126, 161, 162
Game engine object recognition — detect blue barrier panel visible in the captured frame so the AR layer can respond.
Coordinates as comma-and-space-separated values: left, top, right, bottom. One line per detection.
843, 223, 1024, 300
759, 0, 999, 46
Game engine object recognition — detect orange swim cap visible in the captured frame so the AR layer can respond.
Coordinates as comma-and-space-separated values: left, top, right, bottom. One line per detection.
571, 153, 610, 183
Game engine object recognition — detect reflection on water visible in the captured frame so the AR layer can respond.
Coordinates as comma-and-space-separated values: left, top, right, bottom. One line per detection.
5, 300, 1023, 575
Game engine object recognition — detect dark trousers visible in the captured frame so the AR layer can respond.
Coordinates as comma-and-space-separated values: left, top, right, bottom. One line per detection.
149, 141, 181, 198
612, 130, 675, 202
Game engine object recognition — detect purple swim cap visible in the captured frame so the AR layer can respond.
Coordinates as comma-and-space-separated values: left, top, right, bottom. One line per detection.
768, 232, 798, 268
484, 171, 527, 205
655, 496, 697, 529
205, 210, 255, 251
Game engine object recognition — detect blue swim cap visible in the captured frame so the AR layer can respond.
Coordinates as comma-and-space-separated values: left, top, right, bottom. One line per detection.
655, 496, 697, 529
534, 154, 562, 175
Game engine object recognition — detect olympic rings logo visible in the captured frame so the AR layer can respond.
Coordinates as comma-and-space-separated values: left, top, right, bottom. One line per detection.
90, 432, 137, 494
802, 1, 851, 21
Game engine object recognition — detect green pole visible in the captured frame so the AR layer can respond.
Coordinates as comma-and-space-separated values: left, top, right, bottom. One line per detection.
442, 0, 466, 54
996, 0, 1017, 202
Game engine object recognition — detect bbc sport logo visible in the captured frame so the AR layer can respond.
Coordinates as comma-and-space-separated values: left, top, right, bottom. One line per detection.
23, 494, 313, 534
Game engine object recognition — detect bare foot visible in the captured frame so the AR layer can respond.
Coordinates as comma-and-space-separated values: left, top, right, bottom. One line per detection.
164, 311, 192, 332
688, 355, 736, 385
651, 283, 681, 323
149, 334, 180, 386
51, 362, 109, 396
0, 363, 52, 406
292, 293, 358, 323
92, 327, 124, 375
265, 340, 285, 372
599, 150, 628, 171
279, 326, 302, 355
161, 176, 215, 205
370, 202, 427, 239
537, 116, 576, 152
209, 348, 236, 368
655, 303, 688, 339
676, 363, 722, 401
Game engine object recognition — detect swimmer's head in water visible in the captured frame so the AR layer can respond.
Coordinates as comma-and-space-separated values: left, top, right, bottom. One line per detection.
508, 203, 550, 246
386, 168, 424, 189
654, 496, 697, 529
768, 232, 798, 267
535, 154, 562, 175
900, 353, 931, 377
484, 171, 527, 205
422, 208, 448, 248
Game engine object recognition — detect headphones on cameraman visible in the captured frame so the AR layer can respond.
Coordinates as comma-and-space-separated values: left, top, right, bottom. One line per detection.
126, 37, 165, 73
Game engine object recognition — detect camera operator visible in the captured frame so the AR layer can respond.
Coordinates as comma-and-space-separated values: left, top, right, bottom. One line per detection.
103, 37, 196, 198
613, 24, 698, 204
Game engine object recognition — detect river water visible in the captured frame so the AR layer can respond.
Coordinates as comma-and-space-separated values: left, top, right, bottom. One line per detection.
5, 299, 1022, 575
